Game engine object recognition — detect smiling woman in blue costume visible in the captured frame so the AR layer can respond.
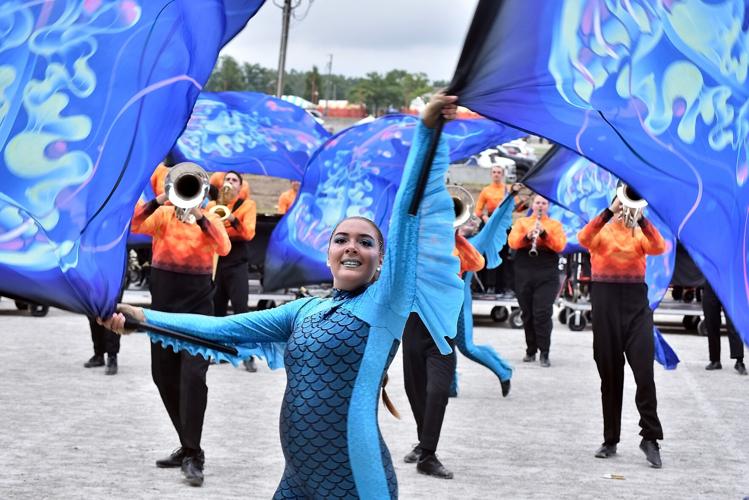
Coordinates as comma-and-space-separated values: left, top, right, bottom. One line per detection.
101, 95, 464, 499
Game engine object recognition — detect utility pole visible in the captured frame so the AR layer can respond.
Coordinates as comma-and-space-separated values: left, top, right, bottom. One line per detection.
275, 0, 293, 97
325, 53, 333, 116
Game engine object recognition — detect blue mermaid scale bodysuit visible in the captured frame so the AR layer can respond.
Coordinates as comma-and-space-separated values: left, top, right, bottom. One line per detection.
141, 122, 464, 499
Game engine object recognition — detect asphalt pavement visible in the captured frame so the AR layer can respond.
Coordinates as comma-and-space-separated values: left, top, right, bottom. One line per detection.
1, 299, 747, 499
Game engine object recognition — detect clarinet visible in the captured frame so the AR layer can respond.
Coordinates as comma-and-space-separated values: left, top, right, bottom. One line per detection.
528, 210, 542, 257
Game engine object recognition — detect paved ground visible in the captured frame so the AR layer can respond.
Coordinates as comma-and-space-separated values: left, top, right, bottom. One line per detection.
1, 298, 747, 499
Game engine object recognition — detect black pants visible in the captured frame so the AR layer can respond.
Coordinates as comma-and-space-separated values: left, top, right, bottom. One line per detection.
515, 258, 559, 356
702, 282, 744, 362
402, 313, 456, 452
150, 268, 213, 453
87, 317, 120, 355
591, 282, 663, 444
214, 260, 249, 316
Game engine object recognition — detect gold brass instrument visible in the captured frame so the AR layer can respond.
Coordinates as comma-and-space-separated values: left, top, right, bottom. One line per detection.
528, 209, 542, 257
164, 162, 209, 224
209, 204, 231, 221
447, 184, 475, 228
615, 181, 648, 228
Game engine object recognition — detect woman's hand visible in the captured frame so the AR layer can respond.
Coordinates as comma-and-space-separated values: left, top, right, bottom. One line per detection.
422, 92, 458, 128
97, 303, 145, 335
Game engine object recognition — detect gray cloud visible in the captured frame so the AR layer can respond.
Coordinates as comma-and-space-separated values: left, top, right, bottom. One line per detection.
221, 0, 479, 81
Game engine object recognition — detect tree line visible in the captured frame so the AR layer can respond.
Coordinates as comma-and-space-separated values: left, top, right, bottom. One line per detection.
204, 55, 447, 114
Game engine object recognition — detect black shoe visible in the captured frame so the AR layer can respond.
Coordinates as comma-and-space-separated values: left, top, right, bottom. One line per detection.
83, 354, 105, 368
705, 361, 722, 370
104, 354, 118, 375
594, 443, 617, 458
417, 453, 453, 479
735, 361, 747, 375
639, 439, 662, 469
539, 353, 550, 368
155, 447, 187, 468
182, 451, 205, 487
403, 445, 422, 464
522, 354, 536, 362
243, 357, 257, 373
501, 379, 511, 397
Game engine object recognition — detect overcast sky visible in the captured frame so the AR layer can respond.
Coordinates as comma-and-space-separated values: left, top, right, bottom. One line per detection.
221, 0, 480, 82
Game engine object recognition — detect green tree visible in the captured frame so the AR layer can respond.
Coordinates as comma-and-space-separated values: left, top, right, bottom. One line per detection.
205, 56, 246, 91
242, 62, 275, 94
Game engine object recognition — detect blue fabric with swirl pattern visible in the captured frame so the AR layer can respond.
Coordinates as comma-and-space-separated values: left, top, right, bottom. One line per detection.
0, 0, 264, 316
263, 113, 523, 291
138, 121, 464, 498
172, 91, 331, 180
451, 0, 749, 344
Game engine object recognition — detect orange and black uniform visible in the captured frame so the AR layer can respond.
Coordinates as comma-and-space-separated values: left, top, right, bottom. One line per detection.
578, 209, 666, 446
508, 214, 566, 360
403, 234, 484, 457
475, 183, 513, 295
206, 194, 256, 316
474, 182, 506, 219
277, 188, 298, 215
131, 199, 230, 458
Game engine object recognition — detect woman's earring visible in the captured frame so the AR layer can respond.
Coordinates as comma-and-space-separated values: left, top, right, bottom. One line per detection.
326, 262, 331, 267
377, 266, 382, 271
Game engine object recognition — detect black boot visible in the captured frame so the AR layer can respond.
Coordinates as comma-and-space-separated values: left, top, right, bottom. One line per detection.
105, 354, 118, 375
403, 445, 422, 464
83, 354, 105, 368
155, 447, 187, 468
594, 443, 617, 458
522, 353, 536, 362
500, 379, 511, 398
182, 450, 205, 487
539, 353, 550, 368
417, 453, 453, 479
705, 361, 722, 370
639, 439, 662, 469
735, 360, 747, 375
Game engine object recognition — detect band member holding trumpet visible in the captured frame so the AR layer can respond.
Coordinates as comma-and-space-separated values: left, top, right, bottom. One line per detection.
578, 184, 666, 469
508, 194, 566, 367
132, 162, 230, 486
277, 180, 301, 215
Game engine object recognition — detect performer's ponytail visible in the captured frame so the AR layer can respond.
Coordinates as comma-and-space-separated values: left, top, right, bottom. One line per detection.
381, 373, 400, 419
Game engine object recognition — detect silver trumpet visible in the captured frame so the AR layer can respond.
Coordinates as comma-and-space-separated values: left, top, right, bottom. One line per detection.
616, 181, 648, 228
528, 209, 542, 257
447, 184, 475, 228
164, 162, 210, 224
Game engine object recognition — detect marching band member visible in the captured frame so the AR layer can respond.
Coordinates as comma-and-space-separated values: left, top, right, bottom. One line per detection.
508, 194, 565, 367
206, 171, 258, 371
402, 230, 484, 479
131, 168, 230, 486
703, 281, 746, 375
578, 193, 666, 468
277, 180, 301, 214
474, 166, 511, 295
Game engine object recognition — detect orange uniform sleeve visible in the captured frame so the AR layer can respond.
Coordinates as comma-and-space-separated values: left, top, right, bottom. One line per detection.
638, 218, 666, 255
229, 199, 257, 241
202, 213, 231, 256
455, 234, 485, 274
539, 219, 567, 253
508, 217, 531, 249
131, 201, 165, 236
474, 189, 487, 217
578, 210, 612, 251
278, 190, 294, 214
150, 164, 169, 197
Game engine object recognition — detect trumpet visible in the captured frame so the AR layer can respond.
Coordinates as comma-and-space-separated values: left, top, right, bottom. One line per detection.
447, 184, 475, 228
209, 204, 231, 221
528, 209, 542, 257
164, 162, 209, 224
616, 181, 648, 228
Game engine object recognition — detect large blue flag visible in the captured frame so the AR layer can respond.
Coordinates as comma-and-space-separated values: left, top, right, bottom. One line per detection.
0, 0, 265, 316
263, 114, 523, 290
525, 146, 679, 368
172, 91, 331, 180
450, 0, 749, 343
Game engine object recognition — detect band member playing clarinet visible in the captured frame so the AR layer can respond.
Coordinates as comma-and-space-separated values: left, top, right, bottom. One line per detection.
508, 194, 566, 367
578, 192, 666, 468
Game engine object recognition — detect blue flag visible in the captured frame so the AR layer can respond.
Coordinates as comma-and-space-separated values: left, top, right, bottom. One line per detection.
263, 114, 523, 290
0, 0, 265, 316
450, 0, 749, 343
524, 146, 678, 368
172, 91, 331, 180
